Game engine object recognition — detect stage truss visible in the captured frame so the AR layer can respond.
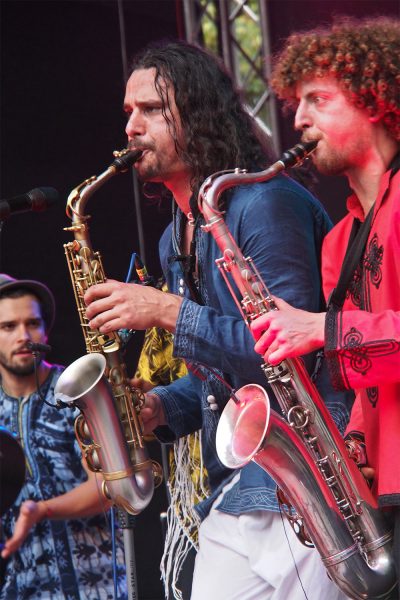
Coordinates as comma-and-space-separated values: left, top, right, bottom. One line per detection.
181, 0, 281, 154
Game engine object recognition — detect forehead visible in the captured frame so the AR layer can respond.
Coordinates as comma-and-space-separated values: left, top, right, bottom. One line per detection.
0, 294, 42, 321
295, 75, 343, 99
124, 67, 169, 103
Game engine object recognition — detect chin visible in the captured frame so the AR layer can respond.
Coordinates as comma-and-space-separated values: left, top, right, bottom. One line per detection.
314, 156, 346, 177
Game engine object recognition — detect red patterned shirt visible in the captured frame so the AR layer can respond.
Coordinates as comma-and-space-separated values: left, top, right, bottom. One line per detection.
322, 165, 400, 507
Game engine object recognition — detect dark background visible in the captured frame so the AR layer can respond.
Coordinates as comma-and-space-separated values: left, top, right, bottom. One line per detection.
1, 1, 399, 598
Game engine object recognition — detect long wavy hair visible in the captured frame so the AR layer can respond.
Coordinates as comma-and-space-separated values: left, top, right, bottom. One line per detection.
271, 16, 400, 141
130, 40, 273, 200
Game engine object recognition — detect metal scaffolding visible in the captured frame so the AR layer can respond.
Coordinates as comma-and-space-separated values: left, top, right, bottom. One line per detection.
181, 0, 281, 155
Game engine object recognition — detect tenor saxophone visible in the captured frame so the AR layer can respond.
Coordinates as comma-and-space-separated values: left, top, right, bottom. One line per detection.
55, 149, 162, 515
197, 142, 396, 600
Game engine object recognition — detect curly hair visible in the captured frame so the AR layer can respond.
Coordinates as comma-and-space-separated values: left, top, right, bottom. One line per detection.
130, 40, 273, 197
271, 16, 400, 141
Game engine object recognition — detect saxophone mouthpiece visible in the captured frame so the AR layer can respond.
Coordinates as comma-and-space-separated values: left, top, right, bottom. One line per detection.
111, 149, 143, 172
280, 140, 318, 169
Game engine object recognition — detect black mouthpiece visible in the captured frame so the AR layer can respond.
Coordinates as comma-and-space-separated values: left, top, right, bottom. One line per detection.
280, 141, 318, 168
111, 149, 143, 172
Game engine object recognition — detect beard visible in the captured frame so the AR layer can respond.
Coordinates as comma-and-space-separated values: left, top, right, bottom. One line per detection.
0, 352, 42, 377
313, 150, 348, 177
306, 133, 367, 177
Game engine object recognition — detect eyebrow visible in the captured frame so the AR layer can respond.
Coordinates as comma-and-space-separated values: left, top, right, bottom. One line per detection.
303, 87, 336, 99
0, 317, 42, 326
123, 98, 163, 111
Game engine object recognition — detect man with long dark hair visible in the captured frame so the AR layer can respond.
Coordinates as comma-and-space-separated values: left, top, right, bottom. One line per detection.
85, 40, 351, 599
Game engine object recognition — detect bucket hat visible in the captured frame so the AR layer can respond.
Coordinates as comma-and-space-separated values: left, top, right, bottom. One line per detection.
0, 273, 55, 331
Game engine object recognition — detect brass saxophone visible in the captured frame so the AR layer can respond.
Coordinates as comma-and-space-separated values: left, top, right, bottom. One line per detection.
54, 149, 162, 515
197, 142, 397, 600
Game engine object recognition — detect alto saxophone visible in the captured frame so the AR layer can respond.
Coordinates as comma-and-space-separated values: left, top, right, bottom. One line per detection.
197, 142, 396, 600
55, 149, 162, 515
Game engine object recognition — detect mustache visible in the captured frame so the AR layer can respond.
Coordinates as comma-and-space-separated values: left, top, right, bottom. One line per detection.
301, 135, 321, 145
128, 140, 155, 152
13, 345, 34, 355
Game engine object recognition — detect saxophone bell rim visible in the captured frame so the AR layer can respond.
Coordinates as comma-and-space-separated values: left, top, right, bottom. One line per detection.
216, 383, 271, 469
54, 353, 107, 404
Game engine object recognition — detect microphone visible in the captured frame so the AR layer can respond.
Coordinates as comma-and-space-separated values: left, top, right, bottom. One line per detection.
27, 341, 52, 354
0, 187, 59, 221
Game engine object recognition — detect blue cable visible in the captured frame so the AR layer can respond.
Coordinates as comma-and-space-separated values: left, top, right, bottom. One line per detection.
125, 252, 137, 283
111, 507, 118, 599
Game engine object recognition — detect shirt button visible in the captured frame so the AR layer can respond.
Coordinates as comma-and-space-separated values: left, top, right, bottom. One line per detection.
179, 278, 184, 285
179, 286, 184, 295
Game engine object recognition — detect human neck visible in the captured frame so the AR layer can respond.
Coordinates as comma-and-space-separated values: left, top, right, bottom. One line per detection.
346, 137, 399, 217
164, 174, 193, 218
0, 362, 50, 398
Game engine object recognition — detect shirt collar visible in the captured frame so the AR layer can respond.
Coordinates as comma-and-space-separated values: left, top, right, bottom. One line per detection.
346, 155, 399, 221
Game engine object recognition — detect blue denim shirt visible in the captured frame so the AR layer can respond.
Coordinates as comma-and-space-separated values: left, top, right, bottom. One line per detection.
152, 174, 353, 520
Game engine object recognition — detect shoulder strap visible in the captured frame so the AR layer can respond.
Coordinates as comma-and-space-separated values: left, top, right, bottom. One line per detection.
328, 206, 374, 310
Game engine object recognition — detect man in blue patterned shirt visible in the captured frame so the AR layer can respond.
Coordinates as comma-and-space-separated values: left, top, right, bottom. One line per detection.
0, 273, 126, 599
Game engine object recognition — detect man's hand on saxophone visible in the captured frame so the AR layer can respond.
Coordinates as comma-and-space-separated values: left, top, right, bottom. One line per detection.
129, 377, 167, 434
84, 278, 183, 334
251, 295, 326, 364
139, 393, 167, 434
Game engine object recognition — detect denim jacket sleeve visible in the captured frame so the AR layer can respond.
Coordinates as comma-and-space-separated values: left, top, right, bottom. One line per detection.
151, 374, 203, 440
172, 176, 331, 384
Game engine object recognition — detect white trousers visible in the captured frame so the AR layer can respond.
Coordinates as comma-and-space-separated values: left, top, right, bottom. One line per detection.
191, 477, 349, 600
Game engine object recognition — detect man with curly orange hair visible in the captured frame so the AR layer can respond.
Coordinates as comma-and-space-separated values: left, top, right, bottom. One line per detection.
252, 15, 400, 595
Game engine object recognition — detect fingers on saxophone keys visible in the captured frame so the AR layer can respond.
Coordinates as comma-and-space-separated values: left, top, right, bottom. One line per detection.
251, 314, 272, 339
87, 309, 115, 333
265, 342, 284, 366
254, 327, 276, 355
84, 281, 114, 307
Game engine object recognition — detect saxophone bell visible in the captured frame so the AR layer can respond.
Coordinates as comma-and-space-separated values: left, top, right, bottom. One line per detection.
55, 353, 155, 515
216, 384, 396, 600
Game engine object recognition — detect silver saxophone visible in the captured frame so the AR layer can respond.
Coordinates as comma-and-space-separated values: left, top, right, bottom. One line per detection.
197, 141, 397, 600
55, 149, 162, 515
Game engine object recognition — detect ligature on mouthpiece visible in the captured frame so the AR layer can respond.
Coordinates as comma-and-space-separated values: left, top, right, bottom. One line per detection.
280, 141, 318, 168
111, 149, 143, 172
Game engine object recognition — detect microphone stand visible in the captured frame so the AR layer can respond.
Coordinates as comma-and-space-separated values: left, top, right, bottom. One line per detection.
0, 220, 4, 270
116, 509, 139, 600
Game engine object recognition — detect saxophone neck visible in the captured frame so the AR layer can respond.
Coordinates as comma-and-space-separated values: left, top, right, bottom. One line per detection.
198, 168, 245, 225
66, 168, 114, 224
65, 148, 142, 224
198, 141, 318, 226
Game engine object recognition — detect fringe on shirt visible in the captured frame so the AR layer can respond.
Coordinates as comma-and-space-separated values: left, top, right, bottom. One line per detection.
160, 431, 209, 600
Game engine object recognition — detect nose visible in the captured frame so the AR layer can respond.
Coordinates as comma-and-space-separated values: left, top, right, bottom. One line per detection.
125, 109, 145, 139
294, 99, 312, 131
16, 324, 31, 344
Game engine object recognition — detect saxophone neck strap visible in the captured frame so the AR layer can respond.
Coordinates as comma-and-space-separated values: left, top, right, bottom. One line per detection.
327, 207, 374, 311
171, 201, 204, 306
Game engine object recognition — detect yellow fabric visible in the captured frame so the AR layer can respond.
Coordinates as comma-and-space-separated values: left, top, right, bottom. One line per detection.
135, 323, 209, 546
135, 326, 187, 387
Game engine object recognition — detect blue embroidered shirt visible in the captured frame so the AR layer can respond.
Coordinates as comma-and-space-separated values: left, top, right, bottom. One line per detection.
0, 365, 127, 600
